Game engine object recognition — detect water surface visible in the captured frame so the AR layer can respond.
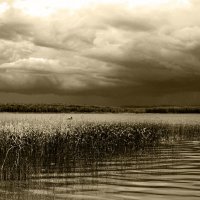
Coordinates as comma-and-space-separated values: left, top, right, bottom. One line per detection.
0, 140, 200, 200
0, 113, 200, 200
1, 113, 200, 124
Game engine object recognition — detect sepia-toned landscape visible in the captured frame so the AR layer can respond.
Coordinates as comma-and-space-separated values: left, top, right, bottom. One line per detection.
0, 0, 200, 199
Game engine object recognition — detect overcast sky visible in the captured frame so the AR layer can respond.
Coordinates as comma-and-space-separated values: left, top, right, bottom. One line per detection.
0, 0, 200, 106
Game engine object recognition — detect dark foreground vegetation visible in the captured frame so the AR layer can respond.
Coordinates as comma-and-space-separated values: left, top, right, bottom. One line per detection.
0, 121, 200, 180
1, 104, 200, 113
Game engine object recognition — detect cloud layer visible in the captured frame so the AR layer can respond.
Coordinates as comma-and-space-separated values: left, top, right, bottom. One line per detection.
0, 0, 200, 105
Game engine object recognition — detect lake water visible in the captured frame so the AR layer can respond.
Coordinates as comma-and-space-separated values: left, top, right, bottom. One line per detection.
0, 113, 200, 200
1, 113, 200, 124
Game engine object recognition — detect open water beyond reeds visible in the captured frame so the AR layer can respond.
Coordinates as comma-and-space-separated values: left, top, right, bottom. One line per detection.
0, 113, 200, 200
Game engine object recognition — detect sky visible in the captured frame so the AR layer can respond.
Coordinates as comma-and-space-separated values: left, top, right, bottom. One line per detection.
0, 0, 200, 106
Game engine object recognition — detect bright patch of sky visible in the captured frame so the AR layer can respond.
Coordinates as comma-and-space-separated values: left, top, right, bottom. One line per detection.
7, 0, 190, 16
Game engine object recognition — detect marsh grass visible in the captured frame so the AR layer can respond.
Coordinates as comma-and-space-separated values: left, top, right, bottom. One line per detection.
0, 116, 200, 180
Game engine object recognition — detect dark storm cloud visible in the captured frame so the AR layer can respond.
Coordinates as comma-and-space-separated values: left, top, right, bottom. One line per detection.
0, 0, 200, 105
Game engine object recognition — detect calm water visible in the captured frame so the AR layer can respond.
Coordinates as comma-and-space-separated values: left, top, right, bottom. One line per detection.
1, 113, 200, 124
0, 140, 200, 200
0, 113, 200, 200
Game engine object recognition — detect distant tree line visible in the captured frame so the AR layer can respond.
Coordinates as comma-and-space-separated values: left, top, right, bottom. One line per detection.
0, 104, 200, 113
145, 107, 200, 113
0, 104, 134, 113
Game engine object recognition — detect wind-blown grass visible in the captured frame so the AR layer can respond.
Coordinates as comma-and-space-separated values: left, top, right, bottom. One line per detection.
0, 115, 200, 180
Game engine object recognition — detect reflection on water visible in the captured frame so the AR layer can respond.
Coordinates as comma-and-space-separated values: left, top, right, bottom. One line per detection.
0, 140, 200, 200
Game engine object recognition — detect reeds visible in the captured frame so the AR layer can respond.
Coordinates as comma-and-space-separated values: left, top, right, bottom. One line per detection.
0, 117, 200, 180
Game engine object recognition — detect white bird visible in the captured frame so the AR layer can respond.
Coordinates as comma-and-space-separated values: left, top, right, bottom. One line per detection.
67, 116, 73, 120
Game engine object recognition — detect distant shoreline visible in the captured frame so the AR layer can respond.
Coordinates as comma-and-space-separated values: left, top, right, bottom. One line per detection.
0, 104, 200, 113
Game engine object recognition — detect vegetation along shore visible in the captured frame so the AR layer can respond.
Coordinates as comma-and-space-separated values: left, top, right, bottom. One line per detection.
0, 113, 200, 180
1, 104, 200, 113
